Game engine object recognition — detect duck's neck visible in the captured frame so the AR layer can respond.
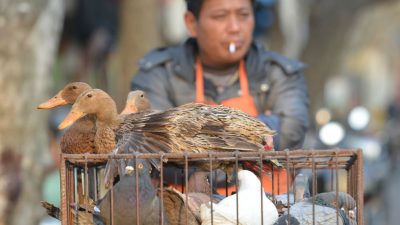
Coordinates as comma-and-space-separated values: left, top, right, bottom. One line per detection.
94, 102, 121, 153
95, 102, 121, 129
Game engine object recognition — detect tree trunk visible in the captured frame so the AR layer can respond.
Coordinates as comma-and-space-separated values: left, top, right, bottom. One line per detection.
108, 0, 161, 110
0, 0, 64, 224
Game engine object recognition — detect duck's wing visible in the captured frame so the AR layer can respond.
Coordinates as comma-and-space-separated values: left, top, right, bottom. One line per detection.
117, 106, 265, 152
105, 111, 177, 188
104, 130, 173, 189
105, 105, 269, 187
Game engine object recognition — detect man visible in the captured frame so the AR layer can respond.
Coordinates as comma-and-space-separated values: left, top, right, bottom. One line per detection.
132, 0, 308, 150
131, 0, 309, 194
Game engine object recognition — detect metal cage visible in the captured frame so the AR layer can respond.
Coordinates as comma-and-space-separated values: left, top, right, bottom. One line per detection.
59, 149, 363, 225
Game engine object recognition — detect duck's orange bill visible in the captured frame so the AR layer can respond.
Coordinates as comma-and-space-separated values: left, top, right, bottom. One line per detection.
58, 110, 86, 130
120, 105, 138, 115
37, 92, 67, 109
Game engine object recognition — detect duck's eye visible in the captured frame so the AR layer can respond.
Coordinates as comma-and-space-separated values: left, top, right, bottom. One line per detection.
137, 163, 144, 169
72, 86, 77, 89
140, 94, 144, 98
87, 94, 92, 98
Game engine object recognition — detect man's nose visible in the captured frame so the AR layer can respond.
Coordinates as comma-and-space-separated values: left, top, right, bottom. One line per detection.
227, 15, 240, 33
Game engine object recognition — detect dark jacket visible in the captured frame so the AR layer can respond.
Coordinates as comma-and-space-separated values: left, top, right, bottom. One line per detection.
131, 39, 309, 150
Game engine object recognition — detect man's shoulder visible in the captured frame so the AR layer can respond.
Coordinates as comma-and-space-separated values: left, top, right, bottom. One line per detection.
137, 39, 194, 72
252, 42, 306, 75
138, 47, 173, 72
263, 51, 306, 75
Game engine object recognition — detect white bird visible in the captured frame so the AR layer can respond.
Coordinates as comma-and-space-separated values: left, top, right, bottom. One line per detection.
200, 170, 279, 225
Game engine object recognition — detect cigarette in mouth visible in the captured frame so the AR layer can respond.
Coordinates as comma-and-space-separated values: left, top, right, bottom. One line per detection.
229, 42, 236, 54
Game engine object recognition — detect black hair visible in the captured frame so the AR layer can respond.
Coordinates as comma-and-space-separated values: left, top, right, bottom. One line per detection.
185, 0, 203, 19
185, 0, 254, 19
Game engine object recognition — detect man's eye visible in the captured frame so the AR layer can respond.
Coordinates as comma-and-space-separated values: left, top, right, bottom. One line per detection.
238, 11, 250, 18
212, 14, 225, 20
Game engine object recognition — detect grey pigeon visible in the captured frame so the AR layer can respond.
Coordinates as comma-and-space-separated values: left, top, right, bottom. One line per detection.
274, 192, 357, 225
42, 158, 170, 225
97, 158, 170, 225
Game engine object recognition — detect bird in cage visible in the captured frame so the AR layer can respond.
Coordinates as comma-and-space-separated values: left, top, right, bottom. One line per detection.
56, 89, 278, 189
200, 170, 279, 225
162, 187, 222, 225
96, 158, 170, 225
42, 158, 171, 225
274, 191, 357, 225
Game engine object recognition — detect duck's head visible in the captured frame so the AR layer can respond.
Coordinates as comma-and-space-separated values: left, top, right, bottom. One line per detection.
120, 90, 151, 115
37, 82, 92, 109
58, 89, 117, 130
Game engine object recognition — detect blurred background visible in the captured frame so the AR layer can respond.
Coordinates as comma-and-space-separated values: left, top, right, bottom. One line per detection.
0, 0, 399, 224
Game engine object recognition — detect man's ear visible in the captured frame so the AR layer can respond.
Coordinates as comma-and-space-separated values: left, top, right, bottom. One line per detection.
184, 11, 197, 38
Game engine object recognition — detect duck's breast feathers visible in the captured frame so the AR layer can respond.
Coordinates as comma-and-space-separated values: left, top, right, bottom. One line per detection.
59, 114, 96, 154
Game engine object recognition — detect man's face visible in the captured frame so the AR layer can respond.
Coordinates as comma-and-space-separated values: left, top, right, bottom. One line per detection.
186, 0, 254, 67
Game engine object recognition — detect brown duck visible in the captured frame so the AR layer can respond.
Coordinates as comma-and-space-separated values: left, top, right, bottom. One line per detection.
38, 83, 150, 154
121, 90, 151, 115
37, 82, 96, 154
58, 89, 275, 186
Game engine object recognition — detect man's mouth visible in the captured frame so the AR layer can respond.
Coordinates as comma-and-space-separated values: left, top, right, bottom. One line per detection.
227, 40, 243, 54
229, 42, 236, 54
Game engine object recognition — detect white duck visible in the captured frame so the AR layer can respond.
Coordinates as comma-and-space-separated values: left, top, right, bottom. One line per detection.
200, 170, 278, 225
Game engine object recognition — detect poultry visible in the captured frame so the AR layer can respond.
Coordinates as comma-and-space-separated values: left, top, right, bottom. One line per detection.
274, 192, 357, 225
37, 82, 96, 154
120, 90, 151, 115
41, 174, 220, 225
97, 158, 170, 225
200, 170, 279, 225
41, 158, 170, 225
38, 84, 151, 206
57, 89, 276, 188
38, 83, 151, 154
162, 187, 221, 225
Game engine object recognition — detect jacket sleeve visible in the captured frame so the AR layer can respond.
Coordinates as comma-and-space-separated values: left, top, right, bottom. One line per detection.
267, 67, 309, 150
131, 66, 175, 111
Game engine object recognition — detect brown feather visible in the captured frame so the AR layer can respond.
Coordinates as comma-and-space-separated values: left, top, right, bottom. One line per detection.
65, 90, 275, 187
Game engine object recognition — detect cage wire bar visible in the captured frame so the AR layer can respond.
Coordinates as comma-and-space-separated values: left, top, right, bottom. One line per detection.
59, 149, 364, 225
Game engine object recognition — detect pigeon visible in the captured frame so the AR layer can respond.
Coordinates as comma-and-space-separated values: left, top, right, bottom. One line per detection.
162, 188, 221, 225
41, 158, 170, 225
95, 158, 170, 225
274, 192, 357, 225
200, 170, 279, 225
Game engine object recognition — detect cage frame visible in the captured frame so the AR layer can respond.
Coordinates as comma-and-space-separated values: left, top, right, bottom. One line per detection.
59, 148, 364, 225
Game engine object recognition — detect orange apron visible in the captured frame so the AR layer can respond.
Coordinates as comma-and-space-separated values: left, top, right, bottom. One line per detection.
195, 58, 290, 195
